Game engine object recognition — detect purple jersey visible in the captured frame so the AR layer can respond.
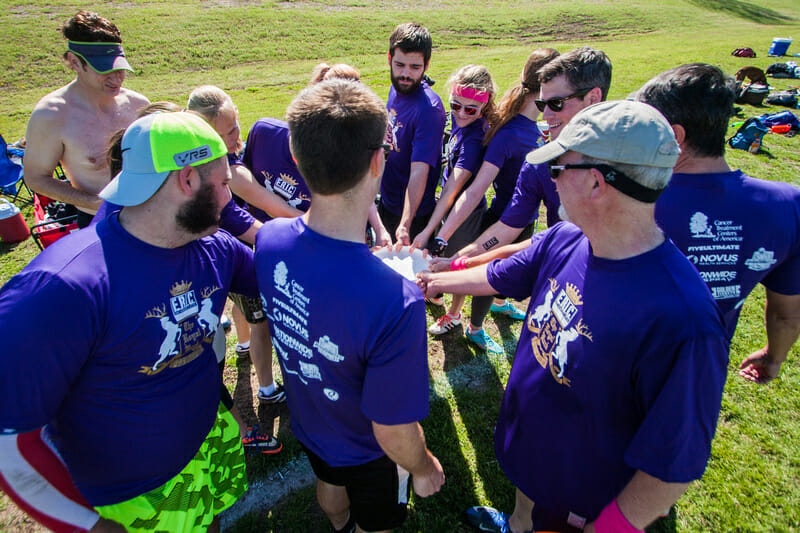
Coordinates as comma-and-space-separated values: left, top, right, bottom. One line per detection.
486, 222, 728, 521
500, 162, 560, 229
243, 118, 311, 220
0, 213, 257, 505
254, 217, 429, 467
656, 171, 800, 339
442, 116, 488, 209
381, 80, 446, 217
483, 114, 544, 217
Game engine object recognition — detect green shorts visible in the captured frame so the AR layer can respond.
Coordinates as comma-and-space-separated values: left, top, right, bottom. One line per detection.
95, 403, 247, 532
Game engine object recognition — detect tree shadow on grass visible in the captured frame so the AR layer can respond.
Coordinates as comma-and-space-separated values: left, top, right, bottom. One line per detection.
686, 0, 794, 24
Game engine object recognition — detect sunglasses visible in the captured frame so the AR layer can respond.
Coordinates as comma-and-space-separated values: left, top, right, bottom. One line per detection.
534, 89, 592, 113
370, 143, 391, 160
548, 163, 664, 203
449, 100, 482, 116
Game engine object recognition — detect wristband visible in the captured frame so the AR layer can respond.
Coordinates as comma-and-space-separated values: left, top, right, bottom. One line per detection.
450, 257, 467, 271
431, 237, 448, 257
594, 499, 642, 533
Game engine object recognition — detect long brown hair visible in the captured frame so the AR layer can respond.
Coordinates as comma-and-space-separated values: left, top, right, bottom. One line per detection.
484, 48, 559, 145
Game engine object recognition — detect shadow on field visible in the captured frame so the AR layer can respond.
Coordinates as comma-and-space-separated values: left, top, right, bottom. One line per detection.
687, 0, 794, 24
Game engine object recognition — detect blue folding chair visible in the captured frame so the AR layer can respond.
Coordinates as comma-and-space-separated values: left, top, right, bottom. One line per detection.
0, 132, 28, 203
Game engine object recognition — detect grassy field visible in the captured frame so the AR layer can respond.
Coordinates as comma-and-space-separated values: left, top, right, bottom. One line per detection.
2, 0, 800, 531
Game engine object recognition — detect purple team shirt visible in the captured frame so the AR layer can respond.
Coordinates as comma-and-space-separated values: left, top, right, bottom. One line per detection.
500, 161, 560, 229
656, 171, 800, 339
381, 80, 446, 217
254, 217, 429, 467
243, 118, 312, 220
442, 116, 488, 209
486, 222, 729, 521
0, 213, 258, 505
482, 114, 543, 217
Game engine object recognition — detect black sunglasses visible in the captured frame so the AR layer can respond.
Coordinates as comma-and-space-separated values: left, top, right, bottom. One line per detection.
371, 143, 391, 160
449, 100, 481, 116
534, 89, 592, 113
548, 163, 664, 203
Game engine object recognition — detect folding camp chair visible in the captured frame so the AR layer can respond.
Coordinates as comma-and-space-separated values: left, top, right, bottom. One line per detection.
0, 132, 28, 203
30, 190, 80, 250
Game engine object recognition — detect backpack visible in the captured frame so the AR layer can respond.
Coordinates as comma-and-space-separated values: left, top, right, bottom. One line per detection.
735, 82, 770, 105
728, 117, 769, 153
757, 110, 800, 130
732, 47, 757, 58
766, 62, 798, 78
765, 91, 799, 108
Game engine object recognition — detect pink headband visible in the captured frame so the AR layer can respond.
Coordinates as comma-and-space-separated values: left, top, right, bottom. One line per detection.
452, 84, 490, 103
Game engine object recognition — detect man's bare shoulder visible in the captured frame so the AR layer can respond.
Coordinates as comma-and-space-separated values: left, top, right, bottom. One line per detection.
120, 87, 150, 109
28, 86, 71, 131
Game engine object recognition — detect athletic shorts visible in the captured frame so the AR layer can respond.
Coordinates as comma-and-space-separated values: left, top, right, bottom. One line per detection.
228, 293, 267, 324
95, 403, 247, 532
302, 444, 411, 531
434, 205, 486, 257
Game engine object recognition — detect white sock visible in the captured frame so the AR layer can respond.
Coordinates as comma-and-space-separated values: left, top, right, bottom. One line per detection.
236, 340, 250, 350
259, 382, 276, 396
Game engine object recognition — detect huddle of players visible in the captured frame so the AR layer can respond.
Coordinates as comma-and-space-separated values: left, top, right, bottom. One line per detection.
1, 10, 799, 533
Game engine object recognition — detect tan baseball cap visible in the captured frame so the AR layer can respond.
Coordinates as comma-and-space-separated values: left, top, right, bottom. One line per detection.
526, 100, 680, 168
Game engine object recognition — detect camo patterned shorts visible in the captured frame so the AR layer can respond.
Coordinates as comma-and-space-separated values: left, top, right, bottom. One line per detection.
95, 403, 247, 532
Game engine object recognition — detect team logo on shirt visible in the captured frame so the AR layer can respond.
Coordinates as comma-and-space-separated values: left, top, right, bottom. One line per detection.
260, 172, 310, 208
527, 279, 593, 386
690, 212, 743, 243
744, 247, 777, 271
140, 280, 221, 375
386, 109, 403, 153
314, 335, 344, 362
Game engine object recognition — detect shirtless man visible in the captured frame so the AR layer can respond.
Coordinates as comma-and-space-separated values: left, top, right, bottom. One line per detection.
24, 10, 148, 227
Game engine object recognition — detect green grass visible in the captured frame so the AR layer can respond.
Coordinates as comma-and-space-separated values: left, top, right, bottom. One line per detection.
3, 1, 800, 531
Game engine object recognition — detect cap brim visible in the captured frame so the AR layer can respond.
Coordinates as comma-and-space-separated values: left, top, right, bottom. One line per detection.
525, 139, 569, 165
99, 169, 170, 207
87, 55, 134, 74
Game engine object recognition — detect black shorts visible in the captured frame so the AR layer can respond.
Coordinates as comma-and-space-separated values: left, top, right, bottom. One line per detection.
378, 201, 431, 243
228, 293, 267, 324
302, 444, 410, 531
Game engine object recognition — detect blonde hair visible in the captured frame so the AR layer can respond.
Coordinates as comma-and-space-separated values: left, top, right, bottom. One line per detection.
485, 48, 559, 145
448, 64, 498, 129
186, 85, 242, 153
309, 63, 361, 84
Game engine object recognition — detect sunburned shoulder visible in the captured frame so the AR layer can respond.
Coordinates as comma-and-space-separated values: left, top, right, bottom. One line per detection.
119, 87, 150, 108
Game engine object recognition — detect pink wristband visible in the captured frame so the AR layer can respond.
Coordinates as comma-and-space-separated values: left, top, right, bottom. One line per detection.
450, 257, 467, 271
593, 499, 642, 533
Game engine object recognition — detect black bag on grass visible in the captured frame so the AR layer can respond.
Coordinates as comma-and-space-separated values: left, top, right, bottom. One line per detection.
735, 83, 770, 105
766, 91, 799, 108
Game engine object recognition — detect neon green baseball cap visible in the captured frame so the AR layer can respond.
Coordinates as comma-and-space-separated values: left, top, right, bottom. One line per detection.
99, 112, 227, 206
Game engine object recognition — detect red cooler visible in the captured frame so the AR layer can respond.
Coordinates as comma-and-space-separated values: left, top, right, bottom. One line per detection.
0, 199, 30, 243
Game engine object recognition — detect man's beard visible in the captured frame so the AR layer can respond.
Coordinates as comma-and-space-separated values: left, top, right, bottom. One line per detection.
176, 182, 220, 234
391, 71, 423, 95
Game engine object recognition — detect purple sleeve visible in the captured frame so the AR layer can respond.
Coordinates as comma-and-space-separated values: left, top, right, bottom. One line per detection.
224, 233, 259, 299
482, 129, 510, 169
625, 334, 728, 482
500, 164, 542, 229
455, 132, 485, 175
0, 273, 95, 433
486, 243, 541, 301
761, 195, 800, 294
219, 198, 255, 237
410, 107, 446, 167
361, 287, 429, 425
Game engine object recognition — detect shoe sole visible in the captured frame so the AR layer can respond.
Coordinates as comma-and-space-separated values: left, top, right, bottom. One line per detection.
244, 442, 283, 455
258, 394, 286, 404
